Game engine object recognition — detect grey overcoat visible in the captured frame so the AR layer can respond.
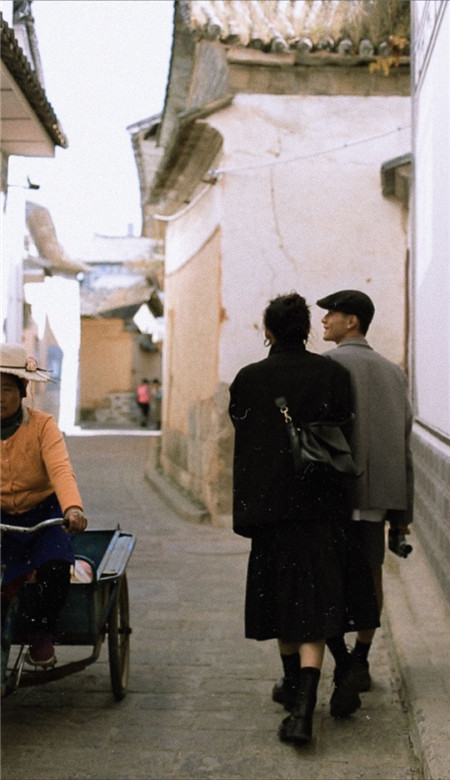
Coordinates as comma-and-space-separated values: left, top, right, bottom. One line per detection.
324, 337, 414, 521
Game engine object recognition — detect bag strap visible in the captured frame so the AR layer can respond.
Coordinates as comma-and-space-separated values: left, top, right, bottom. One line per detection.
274, 397, 304, 469
275, 396, 354, 429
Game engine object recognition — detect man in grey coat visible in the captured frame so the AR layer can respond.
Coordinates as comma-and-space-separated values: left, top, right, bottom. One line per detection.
316, 289, 414, 717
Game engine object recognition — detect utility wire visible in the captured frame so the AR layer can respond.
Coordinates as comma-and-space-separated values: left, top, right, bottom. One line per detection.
209, 124, 410, 178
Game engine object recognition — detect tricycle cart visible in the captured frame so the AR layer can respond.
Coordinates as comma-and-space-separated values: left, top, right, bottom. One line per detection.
1, 520, 135, 701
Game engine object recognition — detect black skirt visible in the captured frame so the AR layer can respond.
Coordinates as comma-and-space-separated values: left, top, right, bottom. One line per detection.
244, 518, 379, 643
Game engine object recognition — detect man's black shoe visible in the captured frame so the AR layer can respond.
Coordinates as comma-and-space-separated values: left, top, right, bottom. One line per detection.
349, 652, 371, 692
330, 658, 362, 718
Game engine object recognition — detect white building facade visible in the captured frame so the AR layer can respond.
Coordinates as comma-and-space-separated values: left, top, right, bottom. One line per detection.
133, 1, 413, 527
411, 1, 450, 604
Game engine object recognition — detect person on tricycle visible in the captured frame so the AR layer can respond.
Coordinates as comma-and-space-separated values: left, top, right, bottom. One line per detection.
1, 343, 87, 668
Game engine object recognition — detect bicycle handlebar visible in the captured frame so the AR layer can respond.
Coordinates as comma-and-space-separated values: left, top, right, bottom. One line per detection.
0, 517, 67, 534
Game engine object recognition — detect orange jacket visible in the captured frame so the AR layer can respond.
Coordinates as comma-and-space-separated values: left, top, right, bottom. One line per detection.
1, 406, 83, 515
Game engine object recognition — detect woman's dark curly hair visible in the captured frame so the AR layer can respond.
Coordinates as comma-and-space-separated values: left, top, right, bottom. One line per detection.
263, 293, 310, 346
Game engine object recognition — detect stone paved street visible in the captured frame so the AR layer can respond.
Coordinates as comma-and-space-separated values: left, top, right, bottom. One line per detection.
1, 435, 422, 780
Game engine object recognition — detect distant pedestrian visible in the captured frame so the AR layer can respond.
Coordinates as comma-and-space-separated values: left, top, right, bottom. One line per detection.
149, 378, 162, 429
136, 379, 150, 427
317, 289, 414, 716
228, 293, 378, 745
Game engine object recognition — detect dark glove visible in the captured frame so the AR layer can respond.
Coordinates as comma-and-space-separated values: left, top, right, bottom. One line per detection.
388, 528, 413, 558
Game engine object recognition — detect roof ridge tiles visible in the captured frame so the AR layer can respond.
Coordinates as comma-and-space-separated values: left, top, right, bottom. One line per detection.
186, 0, 410, 58
0, 13, 67, 148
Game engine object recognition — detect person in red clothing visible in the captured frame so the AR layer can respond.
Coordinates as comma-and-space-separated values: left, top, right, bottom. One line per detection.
136, 378, 150, 427
1, 343, 87, 667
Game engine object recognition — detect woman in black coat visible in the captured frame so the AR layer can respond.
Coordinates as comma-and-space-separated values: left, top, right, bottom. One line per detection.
229, 293, 378, 745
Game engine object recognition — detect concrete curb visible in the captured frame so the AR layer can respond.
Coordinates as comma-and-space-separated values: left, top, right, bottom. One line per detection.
144, 435, 210, 525
380, 537, 450, 780
145, 466, 210, 525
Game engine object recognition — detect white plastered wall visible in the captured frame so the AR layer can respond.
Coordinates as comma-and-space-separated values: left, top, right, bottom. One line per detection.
203, 94, 411, 383
413, 7, 450, 435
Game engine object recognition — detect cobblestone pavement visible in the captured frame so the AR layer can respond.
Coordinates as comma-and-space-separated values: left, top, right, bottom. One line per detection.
1, 435, 422, 780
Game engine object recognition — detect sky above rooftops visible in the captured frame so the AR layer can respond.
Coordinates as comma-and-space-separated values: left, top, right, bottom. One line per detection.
8, 0, 173, 258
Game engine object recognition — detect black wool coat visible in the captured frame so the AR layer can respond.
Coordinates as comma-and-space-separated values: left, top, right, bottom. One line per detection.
229, 343, 354, 538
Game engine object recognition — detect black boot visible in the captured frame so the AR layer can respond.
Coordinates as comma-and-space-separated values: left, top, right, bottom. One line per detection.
279, 667, 320, 745
350, 641, 372, 691
330, 656, 362, 717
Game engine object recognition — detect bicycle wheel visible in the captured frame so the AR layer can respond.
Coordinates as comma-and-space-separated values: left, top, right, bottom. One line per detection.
107, 574, 131, 701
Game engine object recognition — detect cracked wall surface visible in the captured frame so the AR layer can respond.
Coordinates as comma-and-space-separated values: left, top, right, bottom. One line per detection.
161, 92, 410, 524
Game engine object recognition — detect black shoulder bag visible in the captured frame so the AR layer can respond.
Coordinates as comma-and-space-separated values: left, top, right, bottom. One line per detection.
274, 396, 361, 476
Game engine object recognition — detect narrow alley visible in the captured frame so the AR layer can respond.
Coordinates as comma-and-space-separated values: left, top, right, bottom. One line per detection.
1, 434, 422, 780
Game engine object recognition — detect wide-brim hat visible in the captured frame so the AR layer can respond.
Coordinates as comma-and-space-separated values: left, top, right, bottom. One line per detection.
0, 343, 51, 383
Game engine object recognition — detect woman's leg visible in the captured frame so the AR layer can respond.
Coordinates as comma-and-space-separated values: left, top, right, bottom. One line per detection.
22, 559, 71, 666
299, 639, 325, 669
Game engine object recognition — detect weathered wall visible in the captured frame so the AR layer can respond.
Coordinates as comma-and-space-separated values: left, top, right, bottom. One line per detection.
205, 94, 411, 384
160, 93, 411, 526
80, 319, 133, 410
161, 227, 232, 521
228, 56, 410, 98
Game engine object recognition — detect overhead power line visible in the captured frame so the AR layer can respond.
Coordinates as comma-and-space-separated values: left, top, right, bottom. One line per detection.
208, 125, 411, 178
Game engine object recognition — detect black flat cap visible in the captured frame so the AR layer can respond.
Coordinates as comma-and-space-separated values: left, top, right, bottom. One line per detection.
316, 289, 375, 327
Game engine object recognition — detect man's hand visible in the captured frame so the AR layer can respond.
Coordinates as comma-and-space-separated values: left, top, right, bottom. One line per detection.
63, 507, 88, 533
388, 527, 413, 558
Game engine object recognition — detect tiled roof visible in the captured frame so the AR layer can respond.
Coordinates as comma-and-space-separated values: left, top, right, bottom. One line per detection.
0, 14, 67, 148
184, 0, 410, 57
148, 121, 223, 216
74, 234, 157, 265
